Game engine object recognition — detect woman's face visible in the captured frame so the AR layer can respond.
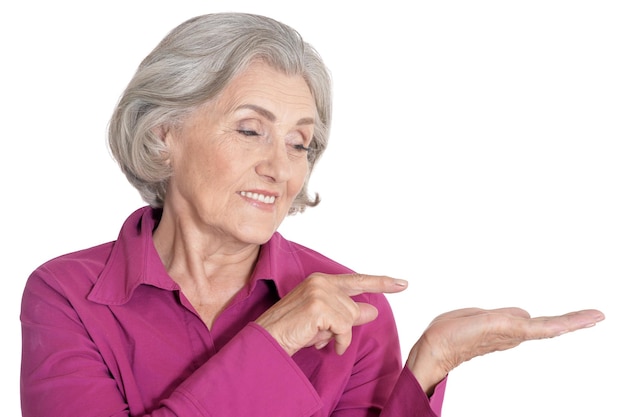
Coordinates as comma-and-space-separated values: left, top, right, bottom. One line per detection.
162, 61, 316, 245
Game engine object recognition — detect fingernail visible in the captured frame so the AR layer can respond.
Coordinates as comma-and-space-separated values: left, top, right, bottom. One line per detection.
316, 341, 329, 349
394, 279, 408, 287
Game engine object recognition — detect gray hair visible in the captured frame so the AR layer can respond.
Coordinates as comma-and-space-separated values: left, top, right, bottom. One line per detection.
108, 13, 332, 213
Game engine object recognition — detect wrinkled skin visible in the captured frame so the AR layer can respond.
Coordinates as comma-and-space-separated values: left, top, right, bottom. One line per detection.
406, 306, 604, 394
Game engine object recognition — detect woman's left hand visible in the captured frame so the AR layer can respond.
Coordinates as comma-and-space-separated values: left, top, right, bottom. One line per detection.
406, 307, 605, 395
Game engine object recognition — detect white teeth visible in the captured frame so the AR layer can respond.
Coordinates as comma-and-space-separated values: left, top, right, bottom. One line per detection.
240, 191, 276, 204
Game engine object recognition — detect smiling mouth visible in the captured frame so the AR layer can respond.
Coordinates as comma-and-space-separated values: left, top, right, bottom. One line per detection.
239, 191, 276, 204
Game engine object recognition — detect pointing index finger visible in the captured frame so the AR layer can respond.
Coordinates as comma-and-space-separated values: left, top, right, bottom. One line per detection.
336, 273, 408, 296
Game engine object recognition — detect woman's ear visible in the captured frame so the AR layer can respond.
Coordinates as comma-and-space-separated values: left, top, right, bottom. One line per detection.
152, 124, 170, 143
152, 124, 173, 167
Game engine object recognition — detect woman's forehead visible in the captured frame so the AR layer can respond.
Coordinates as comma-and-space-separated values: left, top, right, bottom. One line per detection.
215, 63, 316, 120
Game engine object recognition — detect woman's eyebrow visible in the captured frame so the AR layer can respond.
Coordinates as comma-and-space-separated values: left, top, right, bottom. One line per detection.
236, 104, 315, 126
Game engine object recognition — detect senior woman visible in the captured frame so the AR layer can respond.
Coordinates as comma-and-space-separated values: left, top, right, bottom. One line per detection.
20, 12, 603, 417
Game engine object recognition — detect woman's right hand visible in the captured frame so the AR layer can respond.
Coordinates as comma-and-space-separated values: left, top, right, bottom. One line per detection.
255, 273, 408, 356
406, 307, 605, 395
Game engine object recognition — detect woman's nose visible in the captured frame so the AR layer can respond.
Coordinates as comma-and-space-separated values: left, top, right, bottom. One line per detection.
255, 140, 292, 183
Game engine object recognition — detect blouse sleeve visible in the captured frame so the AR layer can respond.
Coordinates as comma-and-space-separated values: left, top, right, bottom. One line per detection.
380, 368, 447, 417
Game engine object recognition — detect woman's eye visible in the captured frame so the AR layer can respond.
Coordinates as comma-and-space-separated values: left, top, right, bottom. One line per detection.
237, 129, 260, 137
293, 144, 311, 153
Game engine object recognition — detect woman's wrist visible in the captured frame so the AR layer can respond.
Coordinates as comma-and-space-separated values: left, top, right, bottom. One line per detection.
406, 337, 448, 397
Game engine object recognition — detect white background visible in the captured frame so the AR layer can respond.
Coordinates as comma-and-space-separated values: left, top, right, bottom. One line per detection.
2, 1, 624, 416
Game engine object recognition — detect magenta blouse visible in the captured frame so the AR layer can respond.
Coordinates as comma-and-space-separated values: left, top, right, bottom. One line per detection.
21, 206, 445, 416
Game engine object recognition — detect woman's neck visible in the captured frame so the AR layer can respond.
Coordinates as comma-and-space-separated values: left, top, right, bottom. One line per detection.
152, 206, 261, 328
